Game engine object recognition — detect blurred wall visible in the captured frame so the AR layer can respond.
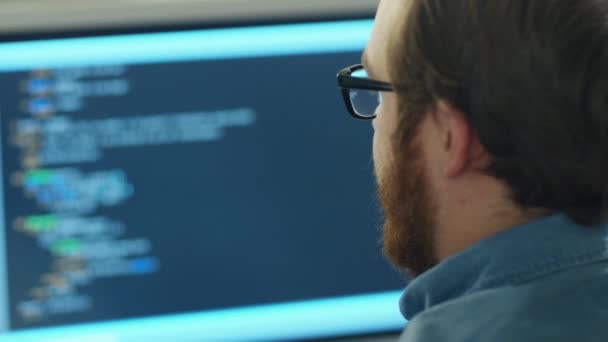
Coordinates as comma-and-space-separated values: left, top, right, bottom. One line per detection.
0, 0, 377, 35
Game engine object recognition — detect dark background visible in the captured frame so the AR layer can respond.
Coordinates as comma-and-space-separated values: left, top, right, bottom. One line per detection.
1, 51, 404, 330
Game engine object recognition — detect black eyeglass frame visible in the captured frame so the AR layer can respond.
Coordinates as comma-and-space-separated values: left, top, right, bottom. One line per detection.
337, 64, 394, 120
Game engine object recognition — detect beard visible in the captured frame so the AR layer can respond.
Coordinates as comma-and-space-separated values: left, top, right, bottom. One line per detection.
376, 133, 438, 278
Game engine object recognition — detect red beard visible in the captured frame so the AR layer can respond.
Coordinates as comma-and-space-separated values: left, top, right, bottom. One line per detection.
377, 134, 438, 277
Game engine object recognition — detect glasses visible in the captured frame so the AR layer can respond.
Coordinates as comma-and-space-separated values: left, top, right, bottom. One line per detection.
337, 64, 394, 120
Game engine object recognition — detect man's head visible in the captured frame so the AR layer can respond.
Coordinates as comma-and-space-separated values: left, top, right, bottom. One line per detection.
367, 0, 608, 276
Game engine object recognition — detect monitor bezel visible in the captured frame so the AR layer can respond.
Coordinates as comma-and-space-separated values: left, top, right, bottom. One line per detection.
0, 14, 372, 42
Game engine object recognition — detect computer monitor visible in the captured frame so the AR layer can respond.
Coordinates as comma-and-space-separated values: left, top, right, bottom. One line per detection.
0, 11, 406, 342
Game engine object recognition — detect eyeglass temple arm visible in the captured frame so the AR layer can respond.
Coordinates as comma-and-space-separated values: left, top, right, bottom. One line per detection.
337, 75, 394, 91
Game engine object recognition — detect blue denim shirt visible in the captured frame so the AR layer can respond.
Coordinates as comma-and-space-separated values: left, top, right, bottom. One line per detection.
399, 214, 608, 342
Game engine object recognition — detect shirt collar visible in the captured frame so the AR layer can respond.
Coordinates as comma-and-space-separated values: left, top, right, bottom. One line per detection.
400, 214, 608, 320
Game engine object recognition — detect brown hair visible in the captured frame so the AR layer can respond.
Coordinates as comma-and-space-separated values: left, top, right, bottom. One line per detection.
389, 0, 608, 225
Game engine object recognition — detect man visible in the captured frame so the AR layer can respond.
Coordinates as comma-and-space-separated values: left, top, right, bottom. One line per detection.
338, 0, 608, 341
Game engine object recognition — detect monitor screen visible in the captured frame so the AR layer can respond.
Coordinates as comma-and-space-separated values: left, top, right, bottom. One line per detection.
0, 19, 406, 342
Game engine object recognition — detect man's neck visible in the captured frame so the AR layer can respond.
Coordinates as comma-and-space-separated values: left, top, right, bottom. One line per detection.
434, 178, 548, 261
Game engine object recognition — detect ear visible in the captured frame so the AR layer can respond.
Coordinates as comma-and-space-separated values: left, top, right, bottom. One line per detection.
436, 101, 476, 178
